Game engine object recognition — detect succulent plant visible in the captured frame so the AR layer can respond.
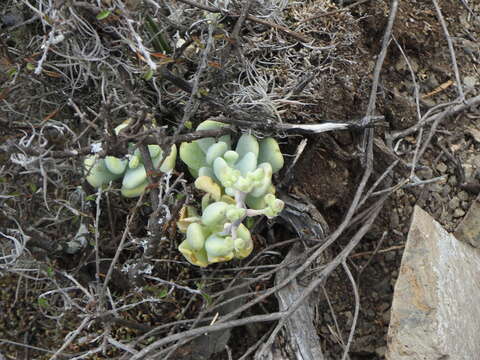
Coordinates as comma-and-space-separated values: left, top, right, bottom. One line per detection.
178, 120, 285, 267
83, 122, 177, 197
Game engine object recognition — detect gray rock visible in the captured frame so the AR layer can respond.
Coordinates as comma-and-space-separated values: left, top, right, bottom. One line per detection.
453, 208, 465, 218
448, 197, 460, 210
455, 194, 480, 248
458, 191, 469, 202
387, 206, 480, 360
464, 76, 478, 88
435, 162, 448, 173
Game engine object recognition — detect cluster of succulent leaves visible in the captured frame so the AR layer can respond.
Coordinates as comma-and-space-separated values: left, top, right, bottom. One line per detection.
83, 121, 177, 197
178, 120, 285, 267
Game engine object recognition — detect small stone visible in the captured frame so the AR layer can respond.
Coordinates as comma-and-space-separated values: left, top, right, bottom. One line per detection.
464, 164, 475, 181
436, 162, 448, 173
376, 346, 387, 357
455, 194, 480, 248
384, 251, 396, 262
458, 191, 469, 201
379, 302, 390, 312
448, 176, 457, 186
462, 201, 470, 210
453, 208, 465, 218
448, 197, 460, 210
464, 76, 478, 88
391, 211, 400, 228
382, 309, 391, 324
441, 184, 452, 198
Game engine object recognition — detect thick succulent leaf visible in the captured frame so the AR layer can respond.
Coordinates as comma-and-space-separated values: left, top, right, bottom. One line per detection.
213, 157, 238, 188
160, 144, 177, 172
179, 141, 207, 172
195, 176, 222, 201
206, 141, 228, 165
179, 240, 209, 267
122, 164, 147, 190
234, 224, 253, 258
234, 152, 257, 176
205, 234, 234, 258
258, 137, 284, 173
188, 167, 199, 178
202, 201, 229, 227
249, 162, 272, 197
177, 205, 201, 233
104, 156, 128, 175
235, 133, 259, 159
245, 194, 266, 210
198, 166, 219, 183
121, 179, 148, 198
196, 120, 231, 152
223, 150, 239, 165
133, 144, 162, 161
186, 223, 207, 250
114, 119, 132, 135
84, 157, 122, 188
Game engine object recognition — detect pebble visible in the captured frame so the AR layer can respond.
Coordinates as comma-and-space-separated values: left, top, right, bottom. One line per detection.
461, 201, 470, 211
436, 162, 448, 173
378, 302, 390, 312
448, 197, 460, 210
382, 309, 391, 324
463, 164, 475, 181
464, 76, 478, 88
453, 209, 465, 218
375, 346, 387, 357
441, 185, 452, 198
384, 251, 397, 262
458, 191, 469, 201
391, 211, 400, 228
448, 176, 457, 186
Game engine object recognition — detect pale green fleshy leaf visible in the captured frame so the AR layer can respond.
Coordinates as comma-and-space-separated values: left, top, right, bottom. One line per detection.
235, 133, 259, 159
202, 201, 229, 227
249, 162, 272, 197
121, 179, 148, 198
258, 137, 284, 173
234, 152, 257, 176
186, 223, 207, 250
180, 141, 207, 172
179, 240, 209, 267
104, 156, 128, 175
205, 234, 234, 258
160, 144, 177, 172
84, 157, 122, 188
206, 141, 228, 165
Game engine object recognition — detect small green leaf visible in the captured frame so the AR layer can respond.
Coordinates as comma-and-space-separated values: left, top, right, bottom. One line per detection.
26, 63, 36, 71
28, 182, 37, 193
143, 68, 154, 81
157, 287, 168, 298
38, 298, 49, 308
200, 292, 212, 305
185, 121, 193, 129
85, 194, 96, 201
7, 68, 17, 78
46, 267, 54, 277
96, 10, 111, 20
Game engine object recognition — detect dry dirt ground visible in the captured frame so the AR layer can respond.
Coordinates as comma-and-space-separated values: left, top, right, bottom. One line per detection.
1, 0, 480, 359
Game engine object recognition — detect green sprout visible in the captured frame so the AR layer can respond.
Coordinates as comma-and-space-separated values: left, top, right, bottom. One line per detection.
83, 121, 177, 197
178, 120, 285, 267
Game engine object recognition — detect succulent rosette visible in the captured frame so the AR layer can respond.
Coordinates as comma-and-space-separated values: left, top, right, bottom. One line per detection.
83, 122, 177, 197
178, 120, 284, 267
